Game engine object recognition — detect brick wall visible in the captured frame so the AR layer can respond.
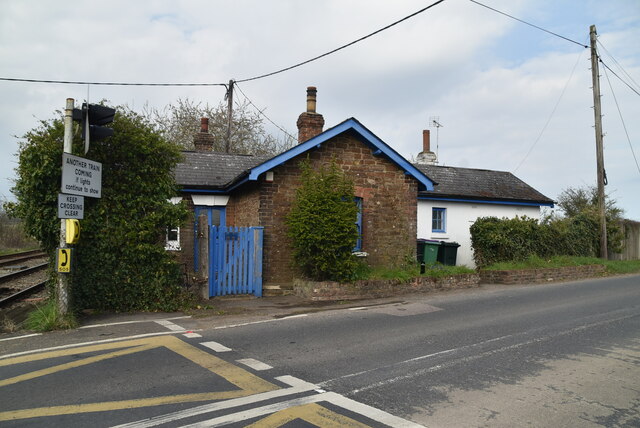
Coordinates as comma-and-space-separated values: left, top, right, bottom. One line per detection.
176, 133, 421, 290
479, 265, 606, 285
259, 133, 418, 285
294, 274, 480, 301
173, 195, 196, 285
226, 183, 260, 227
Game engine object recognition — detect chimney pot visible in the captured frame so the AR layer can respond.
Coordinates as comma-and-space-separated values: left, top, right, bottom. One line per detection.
297, 86, 324, 143
306, 86, 317, 113
194, 117, 215, 152
423, 130, 431, 152
416, 129, 437, 165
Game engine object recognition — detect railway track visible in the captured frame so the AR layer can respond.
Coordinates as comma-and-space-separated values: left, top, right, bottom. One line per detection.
0, 251, 49, 309
0, 263, 48, 285
0, 281, 47, 307
0, 249, 46, 268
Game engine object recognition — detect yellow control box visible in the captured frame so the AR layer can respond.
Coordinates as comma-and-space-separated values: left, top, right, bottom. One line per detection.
65, 219, 80, 244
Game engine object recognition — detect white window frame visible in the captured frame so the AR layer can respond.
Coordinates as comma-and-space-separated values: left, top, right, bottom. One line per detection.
165, 226, 181, 251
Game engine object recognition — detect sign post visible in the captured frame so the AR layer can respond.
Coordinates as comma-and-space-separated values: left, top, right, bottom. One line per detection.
57, 99, 75, 316
57, 100, 111, 316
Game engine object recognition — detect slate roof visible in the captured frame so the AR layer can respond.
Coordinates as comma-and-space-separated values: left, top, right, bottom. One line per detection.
174, 151, 270, 188
414, 164, 554, 205
174, 118, 435, 192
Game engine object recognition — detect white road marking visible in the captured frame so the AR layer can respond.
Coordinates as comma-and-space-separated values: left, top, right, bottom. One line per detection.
236, 358, 272, 371
177, 391, 424, 428
0, 333, 42, 342
0, 330, 197, 360
212, 314, 308, 330
111, 376, 319, 428
182, 332, 202, 338
320, 312, 640, 390
154, 320, 185, 331
79, 316, 192, 330
200, 341, 232, 353
345, 313, 640, 395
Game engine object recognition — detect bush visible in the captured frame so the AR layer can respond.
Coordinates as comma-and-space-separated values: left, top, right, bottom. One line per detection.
286, 158, 360, 282
470, 215, 600, 267
8, 105, 189, 312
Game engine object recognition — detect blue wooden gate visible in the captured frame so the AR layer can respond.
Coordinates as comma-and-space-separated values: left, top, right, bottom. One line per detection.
209, 226, 264, 297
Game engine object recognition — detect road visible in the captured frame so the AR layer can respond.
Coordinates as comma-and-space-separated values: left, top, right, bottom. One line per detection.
1, 274, 639, 427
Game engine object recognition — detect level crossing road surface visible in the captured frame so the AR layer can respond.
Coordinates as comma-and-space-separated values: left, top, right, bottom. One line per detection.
1, 274, 639, 427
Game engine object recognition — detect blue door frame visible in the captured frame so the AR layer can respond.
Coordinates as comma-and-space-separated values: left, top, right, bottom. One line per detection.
194, 206, 225, 273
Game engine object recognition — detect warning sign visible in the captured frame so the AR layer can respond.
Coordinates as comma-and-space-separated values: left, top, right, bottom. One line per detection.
61, 153, 102, 198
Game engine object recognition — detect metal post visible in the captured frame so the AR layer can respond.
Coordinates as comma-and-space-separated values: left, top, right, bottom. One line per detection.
590, 25, 608, 259
58, 98, 74, 315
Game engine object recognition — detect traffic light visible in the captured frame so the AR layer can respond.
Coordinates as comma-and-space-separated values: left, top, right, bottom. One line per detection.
73, 103, 116, 152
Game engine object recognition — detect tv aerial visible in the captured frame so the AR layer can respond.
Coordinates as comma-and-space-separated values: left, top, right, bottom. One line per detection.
429, 116, 443, 162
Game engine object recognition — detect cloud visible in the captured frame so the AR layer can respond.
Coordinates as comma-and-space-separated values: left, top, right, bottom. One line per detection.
0, 0, 638, 220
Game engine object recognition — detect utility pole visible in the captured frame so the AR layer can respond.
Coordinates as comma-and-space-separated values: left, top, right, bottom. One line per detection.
225, 79, 234, 153
58, 98, 74, 316
590, 24, 608, 259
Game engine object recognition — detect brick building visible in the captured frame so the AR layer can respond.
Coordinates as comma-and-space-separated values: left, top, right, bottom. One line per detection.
173, 87, 434, 297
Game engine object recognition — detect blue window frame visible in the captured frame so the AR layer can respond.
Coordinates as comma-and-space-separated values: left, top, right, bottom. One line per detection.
354, 197, 363, 251
432, 207, 446, 233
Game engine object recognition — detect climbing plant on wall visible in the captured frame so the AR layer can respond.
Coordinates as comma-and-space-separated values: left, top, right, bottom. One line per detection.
286, 158, 359, 282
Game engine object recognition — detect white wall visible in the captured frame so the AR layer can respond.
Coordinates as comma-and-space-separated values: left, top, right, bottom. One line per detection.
417, 200, 541, 268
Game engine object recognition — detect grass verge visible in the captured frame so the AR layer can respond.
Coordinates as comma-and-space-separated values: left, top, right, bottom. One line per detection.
483, 255, 640, 275
361, 263, 475, 282
25, 300, 77, 332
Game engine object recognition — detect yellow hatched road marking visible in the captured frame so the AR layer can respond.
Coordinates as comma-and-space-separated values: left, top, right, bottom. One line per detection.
0, 335, 278, 422
0, 344, 154, 387
245, 402, 371, 428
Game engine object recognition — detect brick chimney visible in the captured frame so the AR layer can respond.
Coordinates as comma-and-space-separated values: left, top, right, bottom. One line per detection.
415, 130, 437, 165
194, 117, 215, 152
296, 86, 325, 143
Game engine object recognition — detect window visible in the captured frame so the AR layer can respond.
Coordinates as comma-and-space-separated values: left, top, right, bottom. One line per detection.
165, 226, 181, 251
432, 207, 446, 233
354, 197, 363, 251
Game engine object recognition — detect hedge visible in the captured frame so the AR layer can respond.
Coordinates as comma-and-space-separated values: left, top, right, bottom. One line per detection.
470, 215, 599, 267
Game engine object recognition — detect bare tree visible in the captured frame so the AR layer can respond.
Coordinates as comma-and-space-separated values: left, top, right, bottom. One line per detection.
143, 98, 295, 156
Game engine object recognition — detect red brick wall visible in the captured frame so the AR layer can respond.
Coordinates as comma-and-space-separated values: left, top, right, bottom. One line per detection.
259, 133, 418, 285
176, 133, 420, 289
294, 274, 479, 301
479, 265, 606, 284
174, 195, 196, 284
226, 183, 260, 227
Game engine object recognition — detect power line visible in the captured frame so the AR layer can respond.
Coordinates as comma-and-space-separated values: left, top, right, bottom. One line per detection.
236, 0, 447, 83
234, 83, 297, 141
599, 59, 640, 97
602, 60, 640, 175
1, 0, 448, 88
0, 77, 226, 87
469, 0, 588, 49
597, 39, 640, 93
513, 46, 586, 173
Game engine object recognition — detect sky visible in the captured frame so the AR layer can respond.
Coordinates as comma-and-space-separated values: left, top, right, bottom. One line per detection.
1, 0, 639, 219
